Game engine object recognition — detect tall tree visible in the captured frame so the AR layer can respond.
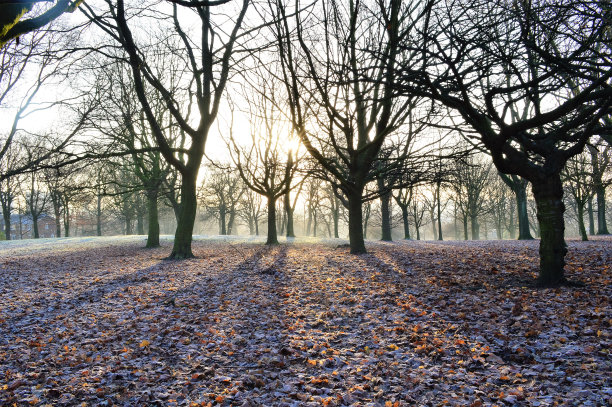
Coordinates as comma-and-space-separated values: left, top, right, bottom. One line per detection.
396, 0, 612, 285
587, 139, 610, 235
227, 88, 298, 245
85, 0, 250, 258
271, 0, 430, 253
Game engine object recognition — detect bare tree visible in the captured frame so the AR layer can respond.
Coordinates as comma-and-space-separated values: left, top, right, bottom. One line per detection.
84, 0, 250, 257
396, 0, 612, 285
270, 0, 431, 253
227, 89, 299, 245
587, 139, 610, 235
200, 165, 244, 236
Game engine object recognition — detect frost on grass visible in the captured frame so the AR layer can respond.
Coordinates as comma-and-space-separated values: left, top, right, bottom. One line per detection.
0, 238, 610, 406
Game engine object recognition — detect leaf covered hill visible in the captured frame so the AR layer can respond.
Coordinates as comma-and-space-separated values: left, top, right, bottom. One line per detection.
0, 238, 610, 406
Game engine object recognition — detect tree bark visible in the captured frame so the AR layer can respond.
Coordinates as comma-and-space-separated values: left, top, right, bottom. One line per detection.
63, 206, 69, 237
587, 197, 595, 235
137, 211, 144, 235
219, 206, 227, 235
380, 190, 392, 241
146, 190, 160, 248
348, 190, 366, 253
470, 214, 479, 240
32, 214, 39, 238
436, 181, 443, 240
577, 202, 588, 242
284, 192, 295, 238
266, 196, 278, 245
168, 174, 197, 259
3, 211, 10, 240
333, 208, 339, 239
512, 179, 534, 240
595, 186, 609, 235
532, 175, 567, 286
96, 194, 102, 236
400, 205, 410, 239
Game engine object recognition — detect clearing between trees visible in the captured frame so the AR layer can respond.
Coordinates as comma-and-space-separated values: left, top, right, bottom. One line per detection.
0, 237, 610, 406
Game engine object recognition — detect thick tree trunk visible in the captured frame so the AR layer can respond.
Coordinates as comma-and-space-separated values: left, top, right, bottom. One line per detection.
146, 190, 160, 248
378, 186, 393, 242
285, 192, 295, 238
596, 186, 609, 235
32, 215, 39, 238
348, 190, 366, 253
380, 191, 392, 241
515, 184, 534, 240
587, 197, 595, 235
577, 203, 588, 242
463, 216, 468, 240
3, 211, 10, 240
401, 206, 410, 239
508, 203, 516, 239
168, 174, 197, 259
219, 207, 227, 235
52, 199, 61, 238
63, 207, 70, 237
125, 217, 133, 235
137, 212, 144, 235
228, 209, 236, 235
266, 196, 278, 245
532, 175, 567, 286
248, 219, 254, 235
255, 219, 259, 236
470, 214, 479, 240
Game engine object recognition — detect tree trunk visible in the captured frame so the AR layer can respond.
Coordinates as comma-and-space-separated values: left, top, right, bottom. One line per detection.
515, 185, 534, 240
532, 175, 567, 286
125, 216, 133, 235
219, 207, 227, 235
380, 190, 392, 241
285, 192, 295, 238
228, 209, 236, 235
32, 214, 39, 238
587, 197, 595, 235
255, 218, 259, 236
146, 190, 160, 248
52, 198, 61, 238
266, 196, 278, 245
463, 216, 468, 240
333, 208, 339, 239
436, 182, 443, 241
168, 174, 197, 259
96, 194, 102, 236
508, 202, 516, 239
137, 212, 144, 235
3, 211, 10, 240
577, 202, 588, 242
348, 190, 366, 253
596, 185, 609, 235
470, 214, 479, 240
63, 206, 70, 237
401, 205, 410, 239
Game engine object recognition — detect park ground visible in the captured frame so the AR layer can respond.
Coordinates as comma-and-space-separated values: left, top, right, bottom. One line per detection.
0, 236, 610, 406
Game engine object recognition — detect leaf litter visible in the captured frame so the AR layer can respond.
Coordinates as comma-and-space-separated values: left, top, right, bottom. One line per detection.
0, 237, 610, 406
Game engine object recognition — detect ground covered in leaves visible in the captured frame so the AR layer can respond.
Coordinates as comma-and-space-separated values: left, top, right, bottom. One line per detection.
0, 237, 610, 406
